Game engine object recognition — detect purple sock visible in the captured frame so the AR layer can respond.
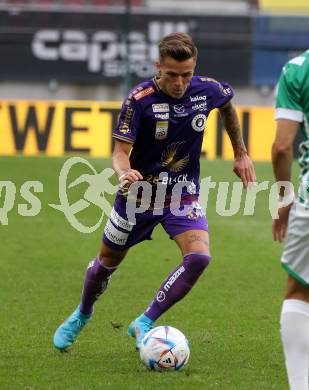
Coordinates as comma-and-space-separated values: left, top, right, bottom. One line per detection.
80, 256, 117, 315
144, 253, 211, 321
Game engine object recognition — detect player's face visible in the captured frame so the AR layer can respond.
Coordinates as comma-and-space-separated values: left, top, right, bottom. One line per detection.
156, 56, 196, 99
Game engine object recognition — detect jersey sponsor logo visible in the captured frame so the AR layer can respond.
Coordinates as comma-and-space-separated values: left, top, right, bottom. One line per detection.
161, 142, 189, 172
134, 87, 154, 100
119, 106, 134, 134
104, 219, 129, 246
192, 101, 207, 111
187, 181, 197, 195
221, 86, 232, 96
110, 207, 134, 231
155, 121, 168, 140
173, 104, 185, 114
152, 103, 169, 113
160, 173, 189, 186
174, 113, 188, 117
155, 113, 169, 120
192, 114, 206, 132
119, 124, 130, 134
186, 201, 204, 220
125, 88, 143, 105
163, 266, 185, 291
190, 95, 207, 102
146, 173, 189, 186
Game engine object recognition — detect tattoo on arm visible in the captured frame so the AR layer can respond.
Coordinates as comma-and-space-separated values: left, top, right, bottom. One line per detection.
188, 234, 209, 247
219, 102, 247, 157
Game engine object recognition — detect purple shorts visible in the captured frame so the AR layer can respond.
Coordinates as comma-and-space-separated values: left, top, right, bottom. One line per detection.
102, 196, 208, 250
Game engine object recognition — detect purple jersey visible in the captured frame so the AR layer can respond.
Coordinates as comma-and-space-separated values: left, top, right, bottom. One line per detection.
113, 76, 234, 200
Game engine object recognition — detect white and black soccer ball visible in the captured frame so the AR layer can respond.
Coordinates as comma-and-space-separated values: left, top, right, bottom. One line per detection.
139, 326, 190, 371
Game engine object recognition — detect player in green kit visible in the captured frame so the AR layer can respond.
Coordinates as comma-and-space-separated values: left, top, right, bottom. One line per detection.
272, 50, 309, 390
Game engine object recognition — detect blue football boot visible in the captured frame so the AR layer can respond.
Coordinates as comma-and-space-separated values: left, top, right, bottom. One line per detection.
128, 314, 154, 350
53, 306, 92, 350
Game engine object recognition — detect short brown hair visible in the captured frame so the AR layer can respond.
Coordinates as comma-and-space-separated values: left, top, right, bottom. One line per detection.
158, 32, 198, 62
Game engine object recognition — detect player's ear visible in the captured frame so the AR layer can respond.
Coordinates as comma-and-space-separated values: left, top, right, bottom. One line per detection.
192, 58, 197, 72
155, 61, 161, 76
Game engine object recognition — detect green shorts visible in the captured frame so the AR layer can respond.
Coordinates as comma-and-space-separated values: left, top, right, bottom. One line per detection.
281, 201, 309, 287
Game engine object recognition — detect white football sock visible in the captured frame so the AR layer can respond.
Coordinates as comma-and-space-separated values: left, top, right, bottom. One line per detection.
280, 299, 309, 390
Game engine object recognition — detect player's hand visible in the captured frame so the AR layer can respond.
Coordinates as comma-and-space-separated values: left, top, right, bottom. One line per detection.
118, 169, 143, 188
272, 204, 292, 242
233, 153, 256, 189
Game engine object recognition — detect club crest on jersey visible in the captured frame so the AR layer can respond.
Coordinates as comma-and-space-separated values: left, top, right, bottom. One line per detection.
191, 114, 206, 132
155, 121, 168, 140
152, 103, 169, 113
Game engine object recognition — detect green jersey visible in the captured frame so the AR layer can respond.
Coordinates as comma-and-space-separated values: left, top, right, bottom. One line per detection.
275, 50, 309, 206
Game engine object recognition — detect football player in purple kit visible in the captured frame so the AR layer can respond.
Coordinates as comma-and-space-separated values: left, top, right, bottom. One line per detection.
53, 32, 256, 351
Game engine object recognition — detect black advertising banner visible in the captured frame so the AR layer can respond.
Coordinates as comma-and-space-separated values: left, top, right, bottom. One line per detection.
0, 10, 251, 85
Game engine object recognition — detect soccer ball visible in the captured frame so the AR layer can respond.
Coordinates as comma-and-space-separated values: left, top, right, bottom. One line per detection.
139, 326, 190, 371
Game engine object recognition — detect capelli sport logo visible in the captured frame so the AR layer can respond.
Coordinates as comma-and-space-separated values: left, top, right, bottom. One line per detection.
31, 21, 190, 77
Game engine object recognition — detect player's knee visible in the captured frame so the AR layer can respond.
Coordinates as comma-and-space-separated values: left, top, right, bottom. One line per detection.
183, 253, 211, 274
99, 248, 126, 268
285, 275, 309, 300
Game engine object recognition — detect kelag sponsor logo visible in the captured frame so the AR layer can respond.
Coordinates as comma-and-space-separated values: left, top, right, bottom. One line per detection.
190, 95, 207, 102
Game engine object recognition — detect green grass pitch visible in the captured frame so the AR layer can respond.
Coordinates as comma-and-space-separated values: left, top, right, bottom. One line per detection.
0, 156, 298, 389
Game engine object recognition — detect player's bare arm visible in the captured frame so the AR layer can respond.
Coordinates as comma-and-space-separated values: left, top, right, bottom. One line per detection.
271, 119, 299, 242
219, 101, 256, 188
112, 140, 143, 185
272, 119, 298, 187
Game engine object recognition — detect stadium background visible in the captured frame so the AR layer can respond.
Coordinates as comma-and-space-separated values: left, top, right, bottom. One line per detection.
0, 0, 308, 160
1, 1, 309, 389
